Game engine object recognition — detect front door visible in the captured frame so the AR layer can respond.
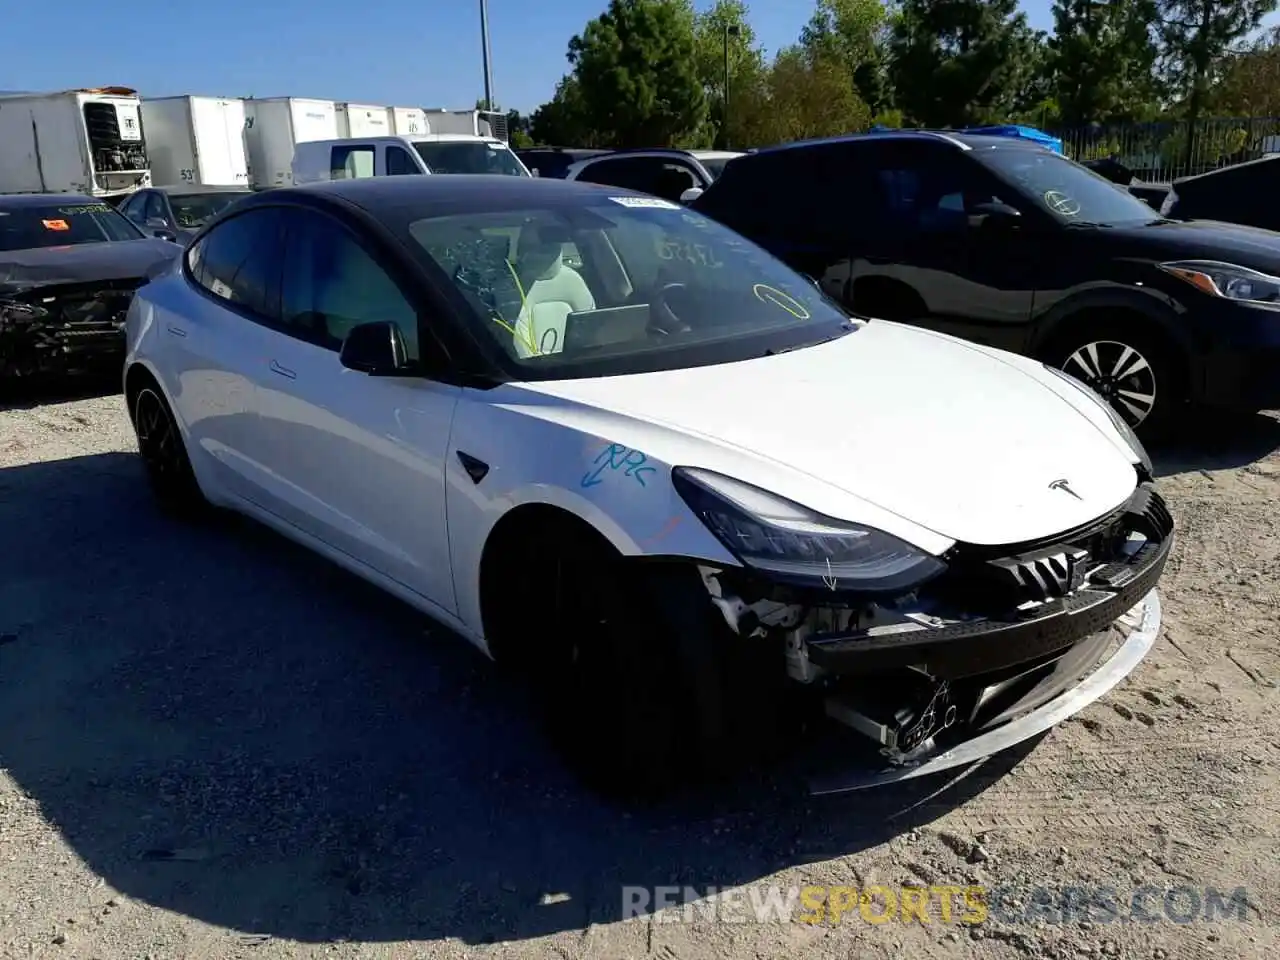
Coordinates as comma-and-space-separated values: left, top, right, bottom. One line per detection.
245, 206, 461, 613
851, 144, 1038, 352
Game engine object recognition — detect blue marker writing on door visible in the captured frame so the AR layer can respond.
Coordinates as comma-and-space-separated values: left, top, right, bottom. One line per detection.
581, 443, 657, 488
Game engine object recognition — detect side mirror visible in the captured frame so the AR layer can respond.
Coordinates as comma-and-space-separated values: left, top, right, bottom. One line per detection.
968, 200, 1021, 228
339, 321, 410, 375
680, 186, 704, 204
145, 217, 169, 230
152, 229, 178, 242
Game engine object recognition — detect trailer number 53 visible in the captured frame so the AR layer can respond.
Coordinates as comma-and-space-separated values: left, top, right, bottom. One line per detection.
180, 169, 195, 182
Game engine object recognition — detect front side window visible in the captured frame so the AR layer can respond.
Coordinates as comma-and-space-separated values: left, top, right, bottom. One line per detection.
185, 208, 283, 318
0, 201, 143, 251
278, 209, 419, 358
412, 141, 527, 176
386, 146, 420, 176
406, 196, 852, 377
874, 154, 1016, 233
978, 149, 1160, 225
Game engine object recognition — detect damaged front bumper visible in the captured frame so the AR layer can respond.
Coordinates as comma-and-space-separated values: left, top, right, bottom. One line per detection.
696, 481, 1174, 795
0, 278, 142, 378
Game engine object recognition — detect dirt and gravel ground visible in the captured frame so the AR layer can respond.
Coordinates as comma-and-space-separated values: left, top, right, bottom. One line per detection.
1, 384, 1278, 960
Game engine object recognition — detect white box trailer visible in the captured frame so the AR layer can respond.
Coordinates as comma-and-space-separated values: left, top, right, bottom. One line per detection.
140, 95, 249, 187
423, 108, 493, 137
337, 102, 390, 138
389, 106, 427, 136
0, 86, 151, 198
243, 97, 339, 189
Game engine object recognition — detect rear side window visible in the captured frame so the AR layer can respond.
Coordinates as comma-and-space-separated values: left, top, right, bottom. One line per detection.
330, 145, 375, 180
185, 208, 284, 320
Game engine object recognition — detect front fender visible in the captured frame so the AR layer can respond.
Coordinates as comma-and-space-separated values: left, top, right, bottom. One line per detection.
445, 394, 738, 637
1030, 281, 1193, 358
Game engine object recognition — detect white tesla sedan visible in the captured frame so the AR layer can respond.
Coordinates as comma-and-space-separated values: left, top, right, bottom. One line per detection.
123, 176, 1173, 797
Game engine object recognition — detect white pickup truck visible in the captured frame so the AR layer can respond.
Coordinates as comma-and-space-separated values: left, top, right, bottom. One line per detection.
291, 133, 530, 184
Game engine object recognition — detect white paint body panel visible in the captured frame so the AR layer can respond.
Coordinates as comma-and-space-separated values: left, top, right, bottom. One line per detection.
141, 96, 249, 187
0, 91, 149, 196
127, 264, 1142, 656
243, 97, 339, 189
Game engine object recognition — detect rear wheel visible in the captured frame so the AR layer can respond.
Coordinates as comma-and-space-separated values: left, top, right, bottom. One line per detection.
1043, 320, 1186, 441
132, 384, 208, 517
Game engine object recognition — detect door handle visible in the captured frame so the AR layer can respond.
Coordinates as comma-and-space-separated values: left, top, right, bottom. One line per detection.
269, 360, 296, 380
165, 324, 187, 337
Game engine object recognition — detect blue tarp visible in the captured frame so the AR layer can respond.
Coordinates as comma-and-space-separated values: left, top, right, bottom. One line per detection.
960, 124, 1064, 154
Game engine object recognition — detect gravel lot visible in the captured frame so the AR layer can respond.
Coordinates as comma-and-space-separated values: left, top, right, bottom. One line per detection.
2, 383, 1279, 960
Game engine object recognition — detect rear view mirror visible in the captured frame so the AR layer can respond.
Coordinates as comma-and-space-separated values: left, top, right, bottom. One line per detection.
968, 201, 1021, 228
680, 187, 704, 204
340, 321, 410, 375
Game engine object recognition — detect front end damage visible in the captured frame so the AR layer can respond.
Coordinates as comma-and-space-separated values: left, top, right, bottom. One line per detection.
695, 481, 1174, 795
0, 277, 143, 378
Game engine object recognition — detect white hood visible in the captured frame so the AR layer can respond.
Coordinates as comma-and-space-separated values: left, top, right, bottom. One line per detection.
524, 321, 1142, 548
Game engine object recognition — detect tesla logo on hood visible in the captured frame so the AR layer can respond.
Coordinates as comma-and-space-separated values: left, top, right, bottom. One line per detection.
1049, 478, 1083, 500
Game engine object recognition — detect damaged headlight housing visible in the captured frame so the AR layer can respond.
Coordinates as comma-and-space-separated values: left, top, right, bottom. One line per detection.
1044, 365, 1152, 473
672, 467, 945, 593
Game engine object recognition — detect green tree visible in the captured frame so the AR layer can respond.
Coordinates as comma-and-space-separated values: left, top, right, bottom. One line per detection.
887, 0, 1040, 128
799, 0, 892, 113
1157, 0, 1278, 127
750, 46, 871, 145
566, 0, 707, 147
1046, 0, 1160, 127
1210, 25, 1280, 115
528, 77, 596, 146
693, 0, 768, 148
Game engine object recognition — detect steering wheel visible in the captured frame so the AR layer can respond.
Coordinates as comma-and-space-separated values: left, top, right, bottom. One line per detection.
648, 282, 694, 337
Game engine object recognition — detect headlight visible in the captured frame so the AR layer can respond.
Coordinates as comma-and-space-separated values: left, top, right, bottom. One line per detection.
1157, 259, 1280, 306
672, 467, 945, 593
1044, 365, 1153, 473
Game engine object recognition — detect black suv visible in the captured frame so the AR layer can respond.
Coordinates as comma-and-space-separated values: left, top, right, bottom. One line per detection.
691, 130, 1280, 437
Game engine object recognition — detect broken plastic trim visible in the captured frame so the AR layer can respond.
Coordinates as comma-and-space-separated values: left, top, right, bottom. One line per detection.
807, 588, 1161, 795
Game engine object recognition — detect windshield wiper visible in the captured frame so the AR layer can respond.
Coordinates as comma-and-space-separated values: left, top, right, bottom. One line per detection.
1061, 220, 1113, 229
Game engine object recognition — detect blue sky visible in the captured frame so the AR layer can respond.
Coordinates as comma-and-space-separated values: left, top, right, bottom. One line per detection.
0, 1, 1275, 116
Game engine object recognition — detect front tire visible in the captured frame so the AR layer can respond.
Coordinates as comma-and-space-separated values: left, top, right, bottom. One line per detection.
1044, 321, 1186, 441
132, 385, 208, 517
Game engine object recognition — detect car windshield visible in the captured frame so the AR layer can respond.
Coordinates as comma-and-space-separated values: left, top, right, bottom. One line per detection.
0, 201, 142, 251
407, 196, 852, 376
413, 141, 528, 176
979, 150, 1161, 225
169, 192, 251, 229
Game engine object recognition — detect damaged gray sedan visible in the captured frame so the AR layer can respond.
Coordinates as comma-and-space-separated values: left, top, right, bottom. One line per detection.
0, 194, 180, 380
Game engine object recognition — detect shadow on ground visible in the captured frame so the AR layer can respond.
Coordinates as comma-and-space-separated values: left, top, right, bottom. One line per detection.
1151, 409, 1280, 476
0, 452, 1034, 944
0, 373, 121, 413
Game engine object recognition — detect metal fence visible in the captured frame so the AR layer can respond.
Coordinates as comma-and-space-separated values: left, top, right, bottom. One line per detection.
1052, 117, 1280, 182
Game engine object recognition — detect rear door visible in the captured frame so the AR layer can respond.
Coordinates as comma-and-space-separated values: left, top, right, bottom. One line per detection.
692, 146, 858, 299
162, 206, 286, 500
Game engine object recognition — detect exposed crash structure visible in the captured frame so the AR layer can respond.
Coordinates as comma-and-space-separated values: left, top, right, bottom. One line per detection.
683, 471, 1174, 794
0, 194, 179, 380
